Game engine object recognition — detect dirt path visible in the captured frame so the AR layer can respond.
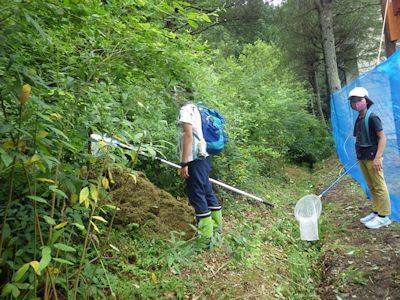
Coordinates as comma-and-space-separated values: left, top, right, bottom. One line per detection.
319, 177, 400, 299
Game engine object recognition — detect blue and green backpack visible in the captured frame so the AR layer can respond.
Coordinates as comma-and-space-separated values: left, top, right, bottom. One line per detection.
197, 104, 227, 155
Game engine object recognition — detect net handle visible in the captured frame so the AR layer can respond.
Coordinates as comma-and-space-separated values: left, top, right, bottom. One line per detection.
319, 161, 358, 198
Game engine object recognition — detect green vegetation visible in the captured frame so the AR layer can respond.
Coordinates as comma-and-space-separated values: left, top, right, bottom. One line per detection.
102, 168, 325, 299
0, 0, 384, 299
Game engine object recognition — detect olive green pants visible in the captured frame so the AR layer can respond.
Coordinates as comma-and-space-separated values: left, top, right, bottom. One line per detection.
358, 160, 391, 216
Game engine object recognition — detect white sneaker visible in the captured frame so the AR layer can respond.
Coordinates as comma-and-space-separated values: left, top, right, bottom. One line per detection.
365, 216, 391, 229
360, 213, 377, 224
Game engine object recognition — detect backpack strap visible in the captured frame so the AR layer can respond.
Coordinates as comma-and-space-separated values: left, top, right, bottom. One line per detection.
192, 105, 202, 141
364, 109, 372, 145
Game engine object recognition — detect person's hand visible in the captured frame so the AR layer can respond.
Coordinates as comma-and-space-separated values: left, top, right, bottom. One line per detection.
372, 157, 382, 171
180, 166, 189, 179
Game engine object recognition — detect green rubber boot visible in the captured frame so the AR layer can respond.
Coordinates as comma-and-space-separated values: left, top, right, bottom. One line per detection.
197, 216, 213, 248
211, 210, 222, 234
198, 216, 213, 238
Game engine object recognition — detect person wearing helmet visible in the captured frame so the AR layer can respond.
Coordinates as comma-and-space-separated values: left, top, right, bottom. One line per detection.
348, 87, 391, 229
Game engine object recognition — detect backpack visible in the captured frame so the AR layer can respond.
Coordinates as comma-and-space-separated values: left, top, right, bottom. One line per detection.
196, 104, 227, 155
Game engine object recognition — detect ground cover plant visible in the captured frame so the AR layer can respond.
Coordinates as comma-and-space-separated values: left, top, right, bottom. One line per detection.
103, 163, 326, 299
1, 0, 397, 299
1, 1, 214, 298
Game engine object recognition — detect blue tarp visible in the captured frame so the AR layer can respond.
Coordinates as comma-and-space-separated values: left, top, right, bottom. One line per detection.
331, 49, 400, 222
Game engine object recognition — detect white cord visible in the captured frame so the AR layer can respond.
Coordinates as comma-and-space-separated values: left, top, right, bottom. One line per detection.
377, 0, 390, 64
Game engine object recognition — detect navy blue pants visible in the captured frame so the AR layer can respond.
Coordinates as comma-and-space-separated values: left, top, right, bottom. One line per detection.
186, 157, 221, 220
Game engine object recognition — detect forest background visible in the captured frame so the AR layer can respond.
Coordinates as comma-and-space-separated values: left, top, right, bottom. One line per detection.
0, 0, 389, 299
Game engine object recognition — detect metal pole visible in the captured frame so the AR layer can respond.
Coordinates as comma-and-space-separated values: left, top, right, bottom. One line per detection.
90, 134, 274, 207
319, 161, 358, 197
155, 157, 273, 206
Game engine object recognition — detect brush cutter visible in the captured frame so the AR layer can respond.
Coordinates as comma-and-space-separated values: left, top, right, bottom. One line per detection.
90, 134, 274, 207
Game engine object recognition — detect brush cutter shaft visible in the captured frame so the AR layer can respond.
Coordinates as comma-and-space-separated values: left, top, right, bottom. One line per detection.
155, 157, 273, 206
209, 177, 273, 206
90, 134, 273, 207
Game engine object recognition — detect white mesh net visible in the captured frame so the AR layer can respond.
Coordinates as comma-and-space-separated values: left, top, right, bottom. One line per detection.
294, 194, 322, 241
294, 194, 322, 220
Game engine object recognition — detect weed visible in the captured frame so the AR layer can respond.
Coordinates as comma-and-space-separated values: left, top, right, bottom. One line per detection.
339, 266, 368, 286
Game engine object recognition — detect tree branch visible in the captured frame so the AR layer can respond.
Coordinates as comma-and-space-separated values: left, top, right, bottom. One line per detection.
333, 3, 380, 17
190, 16, 258, 35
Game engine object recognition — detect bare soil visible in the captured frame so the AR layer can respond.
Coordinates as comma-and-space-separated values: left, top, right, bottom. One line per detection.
318, 177, 400, 299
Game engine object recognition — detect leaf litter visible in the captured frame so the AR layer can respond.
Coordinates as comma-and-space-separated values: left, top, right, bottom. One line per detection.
319, 177, 400, 299
109, 170, 195, 239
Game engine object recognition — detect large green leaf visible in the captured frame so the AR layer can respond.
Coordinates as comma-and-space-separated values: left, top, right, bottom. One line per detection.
13, 263, 30, 282
52, 258, 74, 265
54, 243, 76, 252
27, 195, 48, 204
1, 153, 13, 167
39, 246, 52, 271
1, 283, 20, 298
43, 215, 56, 225
25, 13, 51, 42
79, 187, 89, 204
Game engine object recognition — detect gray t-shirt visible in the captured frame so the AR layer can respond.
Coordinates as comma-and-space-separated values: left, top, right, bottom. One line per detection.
353, 112, 383, 160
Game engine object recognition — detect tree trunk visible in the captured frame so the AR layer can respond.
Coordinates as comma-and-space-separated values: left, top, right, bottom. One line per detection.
313, 69, 327, 127
309, 96, 316, 116
315, 0, 341, 93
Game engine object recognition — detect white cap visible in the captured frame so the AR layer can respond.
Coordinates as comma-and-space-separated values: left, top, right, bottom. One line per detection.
348, 87, 374, 106
348, 87, 369, 99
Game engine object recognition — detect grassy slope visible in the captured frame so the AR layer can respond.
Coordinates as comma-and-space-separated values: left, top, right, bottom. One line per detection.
103, 156, 399, 299
105, 159, 330, 299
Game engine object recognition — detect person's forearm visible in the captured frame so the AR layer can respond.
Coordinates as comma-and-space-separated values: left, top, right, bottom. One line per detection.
182, 130, 192, 163
376, 135, 386, 159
